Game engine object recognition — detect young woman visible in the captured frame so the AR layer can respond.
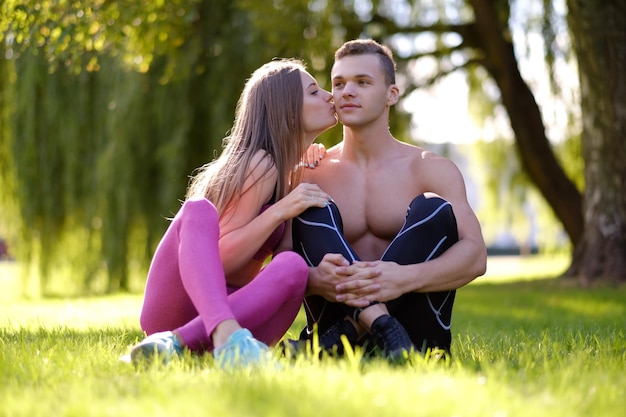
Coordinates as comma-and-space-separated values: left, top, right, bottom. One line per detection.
129, 59, 336, 367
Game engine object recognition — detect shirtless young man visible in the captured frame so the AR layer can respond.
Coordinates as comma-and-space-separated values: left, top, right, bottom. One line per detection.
280, 39, 487, 361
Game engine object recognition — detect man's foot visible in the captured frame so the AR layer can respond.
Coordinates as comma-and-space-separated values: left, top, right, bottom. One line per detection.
370, 315, 414, 363
130, 331, 183, 365
281, 319, 359, 358
318, 318, 359, 355
280, 338, 310, 359
213, 328, 271, 368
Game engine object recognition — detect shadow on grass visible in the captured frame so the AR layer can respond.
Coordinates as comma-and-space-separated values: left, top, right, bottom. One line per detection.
455, 278, 625, 331
0, 326, 144, 351
452, 277, 625, 364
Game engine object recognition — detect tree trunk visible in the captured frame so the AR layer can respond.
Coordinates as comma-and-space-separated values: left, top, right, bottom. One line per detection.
469, 0, 584, 247
566, 0, 626, 284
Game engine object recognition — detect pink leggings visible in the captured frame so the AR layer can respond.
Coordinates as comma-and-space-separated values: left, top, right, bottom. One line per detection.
139, 198, 308, 352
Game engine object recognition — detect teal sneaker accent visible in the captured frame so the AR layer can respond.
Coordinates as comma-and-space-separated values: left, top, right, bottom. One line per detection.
130, 331, 183, 365
213, 328, 270, 368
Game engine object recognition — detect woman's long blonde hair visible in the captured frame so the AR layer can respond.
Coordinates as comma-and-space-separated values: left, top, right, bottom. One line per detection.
186, 59, 307, 214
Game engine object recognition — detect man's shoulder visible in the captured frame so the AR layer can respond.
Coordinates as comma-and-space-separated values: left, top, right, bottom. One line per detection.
394, 143, 463, 185
401, 143, 456, 165
394, 141, 441, 165
325, 142, 343, 157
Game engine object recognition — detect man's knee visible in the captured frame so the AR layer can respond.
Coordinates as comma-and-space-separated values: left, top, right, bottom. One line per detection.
406, 194, 458, 242
408, 194, 455, 223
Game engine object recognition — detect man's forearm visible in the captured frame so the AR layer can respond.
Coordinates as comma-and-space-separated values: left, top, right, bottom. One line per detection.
403, 239, 486, 293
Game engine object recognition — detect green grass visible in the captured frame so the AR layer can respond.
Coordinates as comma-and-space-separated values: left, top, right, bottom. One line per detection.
0, 255, 624, 417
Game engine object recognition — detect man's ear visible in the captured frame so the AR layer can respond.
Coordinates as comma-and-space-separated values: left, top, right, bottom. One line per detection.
386, 84, 400, 106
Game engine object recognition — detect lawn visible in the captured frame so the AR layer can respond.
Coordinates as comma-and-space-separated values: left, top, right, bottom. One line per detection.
0, 255, 624, 417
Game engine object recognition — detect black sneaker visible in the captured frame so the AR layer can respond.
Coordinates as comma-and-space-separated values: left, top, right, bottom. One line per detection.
370, 315, 414, 363
280, 319, 358, 358
280, 338, 309, 359
318, 318, 358, 355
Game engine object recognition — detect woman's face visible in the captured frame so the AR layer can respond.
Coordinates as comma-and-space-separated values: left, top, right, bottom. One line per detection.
300, 71, 337, 144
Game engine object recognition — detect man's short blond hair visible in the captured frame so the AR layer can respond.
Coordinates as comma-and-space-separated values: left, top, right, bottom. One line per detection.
334, 39, 396, 85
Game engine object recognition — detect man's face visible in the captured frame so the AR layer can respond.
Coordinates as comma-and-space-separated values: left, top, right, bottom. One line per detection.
331, 54, 394, 127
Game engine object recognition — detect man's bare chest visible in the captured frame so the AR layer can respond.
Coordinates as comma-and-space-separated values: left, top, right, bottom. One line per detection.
316, 170, 418, 242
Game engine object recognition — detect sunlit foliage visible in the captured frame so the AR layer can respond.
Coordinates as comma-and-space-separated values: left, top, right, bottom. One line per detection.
0, 0, 586, 294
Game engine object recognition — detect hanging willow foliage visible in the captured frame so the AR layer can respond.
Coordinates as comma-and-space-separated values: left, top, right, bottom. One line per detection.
0, 0, 288, 294
5, 49, 194, 293
0, 0, 346, 294
0, 40, 19, 260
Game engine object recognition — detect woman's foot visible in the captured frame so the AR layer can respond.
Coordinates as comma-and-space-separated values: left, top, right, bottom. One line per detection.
130, 331, 183, 365
213, 328, 270, 368
211, 319, 242, 348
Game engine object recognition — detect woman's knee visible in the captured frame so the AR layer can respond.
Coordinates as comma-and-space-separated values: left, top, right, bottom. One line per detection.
272, 251, 309, 290
181, 198, 218, 218
177, 198, 220, 232
139, 309, 160, 335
